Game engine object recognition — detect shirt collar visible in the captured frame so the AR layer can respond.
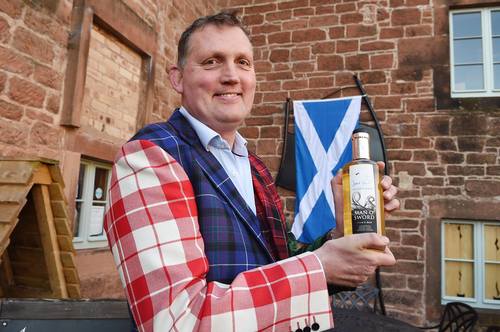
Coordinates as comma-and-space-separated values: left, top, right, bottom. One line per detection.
179, 106, 248, 157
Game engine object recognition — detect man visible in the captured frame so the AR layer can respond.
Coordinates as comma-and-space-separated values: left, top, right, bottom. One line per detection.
104, 11, 398, 332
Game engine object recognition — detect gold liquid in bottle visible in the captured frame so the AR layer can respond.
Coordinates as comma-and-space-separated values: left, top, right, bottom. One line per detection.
342, 130, 385, 235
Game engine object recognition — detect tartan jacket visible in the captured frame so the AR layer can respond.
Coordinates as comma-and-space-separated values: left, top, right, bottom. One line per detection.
104, 110, 333, 331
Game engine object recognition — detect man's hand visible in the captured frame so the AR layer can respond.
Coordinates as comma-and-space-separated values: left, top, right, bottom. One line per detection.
330, 161, 399, 238
314, 233, 396, 287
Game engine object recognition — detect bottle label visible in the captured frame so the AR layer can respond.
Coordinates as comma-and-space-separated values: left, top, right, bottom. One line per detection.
349, 163, 377, 233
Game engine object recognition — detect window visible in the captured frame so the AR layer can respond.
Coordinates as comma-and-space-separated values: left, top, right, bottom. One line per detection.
73, 160, 111, 249
450, 8, 500, 97
442, 220, 500, 309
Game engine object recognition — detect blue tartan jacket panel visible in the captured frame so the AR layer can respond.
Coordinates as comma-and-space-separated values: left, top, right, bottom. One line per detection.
129, 110, 288, 283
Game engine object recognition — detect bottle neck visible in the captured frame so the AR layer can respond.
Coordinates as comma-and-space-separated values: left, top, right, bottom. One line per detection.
352, 134, 370, 160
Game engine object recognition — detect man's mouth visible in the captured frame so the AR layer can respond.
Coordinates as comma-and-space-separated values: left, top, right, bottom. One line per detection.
214, 92, 242, 97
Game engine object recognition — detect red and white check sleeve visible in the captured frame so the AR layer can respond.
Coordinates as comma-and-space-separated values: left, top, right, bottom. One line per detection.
104, 140, 333, 331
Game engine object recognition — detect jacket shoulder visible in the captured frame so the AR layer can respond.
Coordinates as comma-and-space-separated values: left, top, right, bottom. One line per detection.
130, 121, 192, 168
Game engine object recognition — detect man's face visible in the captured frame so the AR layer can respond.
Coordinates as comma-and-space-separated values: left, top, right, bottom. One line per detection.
173, 25, 256, 138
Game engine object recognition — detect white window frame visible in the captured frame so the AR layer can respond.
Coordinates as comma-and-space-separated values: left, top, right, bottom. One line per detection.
449, 7, 500, 98
73, 159, 111, 250
441, 220, 500, 310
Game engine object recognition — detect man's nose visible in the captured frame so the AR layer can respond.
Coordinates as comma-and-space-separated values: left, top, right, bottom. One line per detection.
220, 63, 240, 84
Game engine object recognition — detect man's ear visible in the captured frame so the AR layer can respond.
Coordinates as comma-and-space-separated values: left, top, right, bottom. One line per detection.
168, 65, 183, 94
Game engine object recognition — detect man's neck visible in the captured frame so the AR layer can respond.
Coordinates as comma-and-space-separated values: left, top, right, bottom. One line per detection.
219, 131, 236, 148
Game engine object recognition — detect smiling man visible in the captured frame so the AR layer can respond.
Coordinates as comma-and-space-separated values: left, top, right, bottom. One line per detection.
104, 11, 398, 332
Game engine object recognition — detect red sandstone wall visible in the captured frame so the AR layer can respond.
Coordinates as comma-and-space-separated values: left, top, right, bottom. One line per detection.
1, 0, 499, 326
0, 0, 217, 299
218, 0, 500, 325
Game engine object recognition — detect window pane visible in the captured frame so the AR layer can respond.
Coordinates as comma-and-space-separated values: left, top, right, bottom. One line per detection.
484, 225, 500, 261
495, 64, 500, 89
453, 39, 483, 64
494, 37, 500, 62
484, 264, 500, 301
445, 261, 474, 298
76, 164, 85, 199
445, 223, 473, 259
454, 65, 484, 90
453, 12, 481, 38
89, 203, 105, 237
492, 11, 500, 36
74, 201, 82, 237
93, 167, 109, 201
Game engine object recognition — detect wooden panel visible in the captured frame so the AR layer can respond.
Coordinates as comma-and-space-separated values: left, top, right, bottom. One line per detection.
1, 251, 14, 289
11, 261, 49, 279
0, 184, 31, 203
33, 185, 68, 298
51, 201, 69, 219
13, 274, 50, 290
0, 202, 21, 223
0, 224, 13, 253
8, 231, 42, 248
66, 283, 81, 299
0, 235, 10, 261
48, 183, 66, 202
8, 285, 53, 298
0, 161, 35, 185
60, 252, 76, 268
57, 235, 74, 251
54, 218, 72, 236
485, 263, 500, 300
484, 225, 500, 262
445, 261, 474, 298
63, 268, 79, 284
32, 164, 53, 185
48, 165, 65, 188
444, 223, 473, 259
8, 246, 44, 265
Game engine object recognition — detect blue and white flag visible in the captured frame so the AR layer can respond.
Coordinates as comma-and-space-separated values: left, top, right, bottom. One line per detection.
291, 96, 361, 243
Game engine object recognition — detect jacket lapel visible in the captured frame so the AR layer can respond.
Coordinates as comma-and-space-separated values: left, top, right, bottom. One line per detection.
168, 110, 275, 262
250, 154, 289, 260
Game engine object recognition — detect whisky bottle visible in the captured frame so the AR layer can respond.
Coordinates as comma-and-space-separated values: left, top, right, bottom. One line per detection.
342, 129, 385, 235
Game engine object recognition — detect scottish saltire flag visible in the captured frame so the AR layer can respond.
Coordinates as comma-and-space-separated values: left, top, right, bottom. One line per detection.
291, 96, 361, 243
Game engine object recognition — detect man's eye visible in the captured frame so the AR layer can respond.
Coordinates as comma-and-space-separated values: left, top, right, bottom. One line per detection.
203, 59, 218, 66
238, 59, 251, 66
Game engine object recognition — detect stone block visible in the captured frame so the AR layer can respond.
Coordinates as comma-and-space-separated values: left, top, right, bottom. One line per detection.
345, 54, 369, 70
450, 114, 487, 136
439, 152, 464, 164
391, 8, 421, 26
13, 27, 55, 64
0, 0, 23, 18
465, 180, 500, 197
8, 77, 45, 108
0, 46, 34, 76
419, 116, 449, 136
0, 99, 23, 121
291, 28, 326, 42
34, 64, 62, 90
398, 36, 448, 67
317, 55, 343, 71
466, 153, 496, 165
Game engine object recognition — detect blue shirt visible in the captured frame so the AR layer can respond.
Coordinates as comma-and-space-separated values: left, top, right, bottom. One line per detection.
179, 107, 256, 214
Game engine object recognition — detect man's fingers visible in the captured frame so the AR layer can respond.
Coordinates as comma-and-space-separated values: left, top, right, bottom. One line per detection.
381, 175, 400, 212
385, 198, 400, 211
355, 233, 390, 249
380, 175, 392, 190
332, 169, 342, 186
382, 183, 397, 200
376, 161, 385, 172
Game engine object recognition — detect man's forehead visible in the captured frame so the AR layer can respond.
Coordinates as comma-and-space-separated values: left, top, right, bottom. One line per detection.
187, 24, 253, 54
